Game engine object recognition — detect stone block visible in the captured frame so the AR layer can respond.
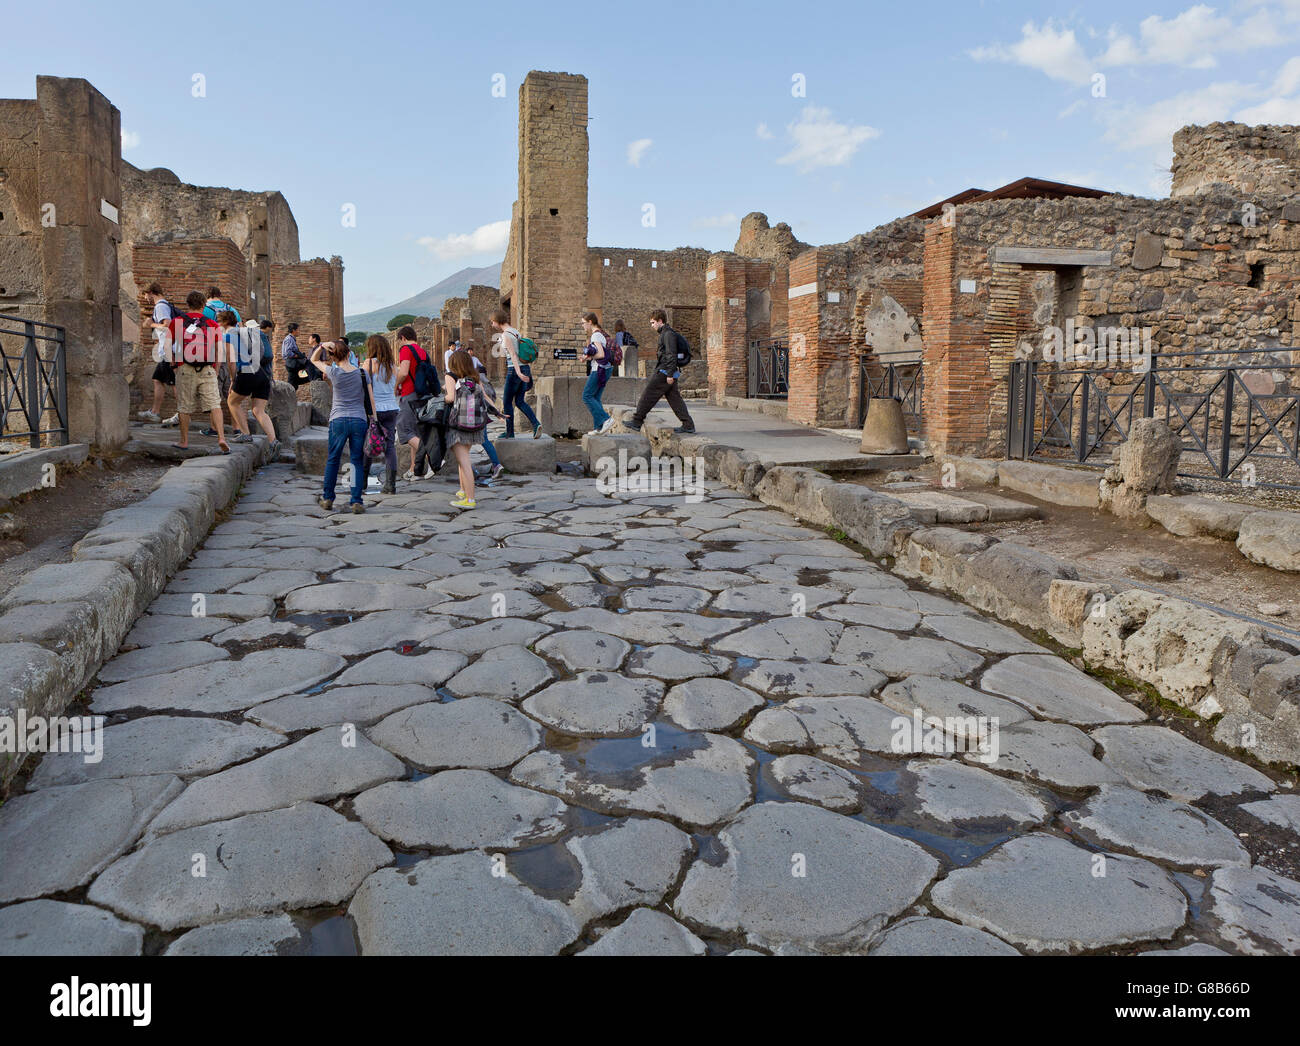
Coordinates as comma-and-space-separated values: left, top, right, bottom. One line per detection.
293, 427, 329, 476
495, 434, 557, 474
997, 460, 1101, 508
1236, 511, 1300, 572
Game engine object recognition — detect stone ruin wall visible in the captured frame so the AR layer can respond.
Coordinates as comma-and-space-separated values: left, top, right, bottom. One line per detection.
1172, 122, 1300, 199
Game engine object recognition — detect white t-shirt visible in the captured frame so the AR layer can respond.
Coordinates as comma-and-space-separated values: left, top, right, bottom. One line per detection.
500, 327, 520, 364
589, 330, 608, 365
151, 299, 173, 360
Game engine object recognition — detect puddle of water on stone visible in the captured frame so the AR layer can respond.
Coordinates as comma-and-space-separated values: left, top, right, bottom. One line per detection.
692, 832, 728, 867
434, 687, 457, 703
507, 837, 584, 900
734, 656, 759, 670
864, 769, 903, 795
565, 721, 706, 778
299, 910, 359, 956
863, 819, 1012, 867
536, 591, 569, 613
1173, 871, 1206, 921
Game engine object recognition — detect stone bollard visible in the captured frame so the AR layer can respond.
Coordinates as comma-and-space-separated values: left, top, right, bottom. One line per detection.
860, 398, 910, 454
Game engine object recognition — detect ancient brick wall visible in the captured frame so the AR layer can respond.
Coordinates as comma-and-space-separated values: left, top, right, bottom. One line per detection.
269, 257, 344, 397
128, 238, 248, 412
705, 253, 790, 401
1172, 122, 1300, 199
787, 247, 853, 427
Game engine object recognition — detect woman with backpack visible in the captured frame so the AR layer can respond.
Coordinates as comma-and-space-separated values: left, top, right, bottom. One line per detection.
443, 349, 489, 510
392, 325, 442, 480
612, 319, 637, 377
361, 333, 401, 494
310, 340, 373, 513
490, 309, 541, 440
580, 311, 615, 435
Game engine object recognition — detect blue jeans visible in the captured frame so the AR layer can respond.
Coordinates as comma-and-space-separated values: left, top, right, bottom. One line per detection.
583, 367, 610, 429
323, 417, 367, 504
481, 431, 500, 468
503, 366, 539, 437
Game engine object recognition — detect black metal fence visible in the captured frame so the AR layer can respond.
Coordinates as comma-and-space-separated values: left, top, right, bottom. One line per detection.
748, 339, 789, 398
1008, 349, 1300, 490
859, 352, 924, 430
0, 316, 68, 448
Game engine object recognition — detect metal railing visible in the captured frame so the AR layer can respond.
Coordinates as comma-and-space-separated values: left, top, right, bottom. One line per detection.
859, 351, 924, 430
0, 316, 68, 448
1008, 349, 1300, 490
748, 339, 789, 398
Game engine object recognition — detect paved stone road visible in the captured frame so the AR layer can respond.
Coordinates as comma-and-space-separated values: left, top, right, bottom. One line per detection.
2, 462, 1299, 955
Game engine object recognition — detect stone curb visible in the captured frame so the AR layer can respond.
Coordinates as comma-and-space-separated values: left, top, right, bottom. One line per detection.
0, 438, 273, 792
641, 418, 1300, 766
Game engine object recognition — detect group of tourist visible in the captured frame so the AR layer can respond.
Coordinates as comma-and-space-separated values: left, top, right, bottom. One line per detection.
138, 281, 701, 513
138, 284, 280, 457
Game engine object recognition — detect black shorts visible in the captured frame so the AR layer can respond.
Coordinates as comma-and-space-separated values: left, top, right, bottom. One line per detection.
152, 361, 176, 386
232, 369, 272, 400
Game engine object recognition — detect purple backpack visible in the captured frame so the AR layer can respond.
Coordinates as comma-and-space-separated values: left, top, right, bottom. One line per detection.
448, 379, 486, 431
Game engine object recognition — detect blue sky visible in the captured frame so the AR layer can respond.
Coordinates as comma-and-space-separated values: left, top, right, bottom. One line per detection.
6, 0, 1300, 314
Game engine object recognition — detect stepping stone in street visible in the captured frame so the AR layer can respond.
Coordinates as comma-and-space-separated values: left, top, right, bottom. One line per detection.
711, 617, 843, 662
354, 769, 569, 851
621, 586, 712, 612
541, 608, 741, 646
1091, 725, 1276, 802
581, 909, 707, 956
744, 696, 909, 768
88, 803, 391, 933
91, 649, 346, 714
737, 659, 887, 698
885, 489, 989, 524
165, 913, 311, 956
1239, 794, 1300, 833
711, 583, 842, 616
626, 645, 731, 682
868, 916, 1020, 956
247, 683, 438, 732
28, 716, 285, 789
831, 626, 985, 680
303, 611, 464, 657
970, 720, 1124, 789
429, 590, 550, 621
368, 696, 541, 771
510, 733, 754, 830
767, 755, 865, 813
146, 728, 406, 836
1207, 864, 1300, 955
349, 851, 580, 956
285, 582, 441, 614
0, 900, 144, 957
523, 673, 664, 737
436, 618, 553, 656
97, 641, 229, 683
878, 676, 1032, 740
981, 655, 1145, 725
535, 630, 631, 672
148, 593, 275, 621
334, 648, 468, 688
921, 614, 1046, 654
565, 817, 695, 926
663, 678, 765, 732
228, 570, 321, 598
674, 802, 938, 954
816, 602, 921, 631
930, 833, 1187, 954
0, 775, 182, 903
906, 760, 1052, 828
445, 646, 556, 702
1061, 786, 1248, 868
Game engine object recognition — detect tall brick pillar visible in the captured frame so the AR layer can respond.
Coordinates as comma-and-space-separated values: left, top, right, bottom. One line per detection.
921, 219, 994, 455
706, 253, 749, 401
35, 76, 128, 448
517, 71, 589, 378
786, 247, 852, 427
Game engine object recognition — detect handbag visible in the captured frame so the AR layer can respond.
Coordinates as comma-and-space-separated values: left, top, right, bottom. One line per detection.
362, 367, 387, 458
417, 399, 449, 426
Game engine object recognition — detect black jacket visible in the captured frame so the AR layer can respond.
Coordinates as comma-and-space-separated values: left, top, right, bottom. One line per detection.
655, 324, 686, 374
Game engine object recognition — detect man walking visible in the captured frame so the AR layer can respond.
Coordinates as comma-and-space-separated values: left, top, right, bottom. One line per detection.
625, 309, 695, 434
282, 323, 311, 387
138, 282, 180, 426
171, 291, 229, 454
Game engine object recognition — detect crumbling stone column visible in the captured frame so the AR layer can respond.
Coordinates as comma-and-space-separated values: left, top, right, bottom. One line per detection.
786, 247, 852, 427
705, 253, 749, 401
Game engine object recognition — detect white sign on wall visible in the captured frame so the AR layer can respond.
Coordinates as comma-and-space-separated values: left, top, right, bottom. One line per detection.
101, 199, 119, 223
959, 279, 977, 294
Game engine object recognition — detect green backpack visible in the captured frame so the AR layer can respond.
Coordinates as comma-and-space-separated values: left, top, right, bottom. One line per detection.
514, 333, 538, 364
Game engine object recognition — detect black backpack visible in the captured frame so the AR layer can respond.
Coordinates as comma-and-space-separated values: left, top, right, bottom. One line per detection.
408, 345, 440, 398
674, 330, 693, 367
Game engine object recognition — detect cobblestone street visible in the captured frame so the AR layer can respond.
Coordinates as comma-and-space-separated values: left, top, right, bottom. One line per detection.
2, 462, 1298, 956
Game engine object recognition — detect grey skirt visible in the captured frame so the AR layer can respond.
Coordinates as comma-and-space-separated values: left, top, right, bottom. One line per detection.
445, 426, 484, 448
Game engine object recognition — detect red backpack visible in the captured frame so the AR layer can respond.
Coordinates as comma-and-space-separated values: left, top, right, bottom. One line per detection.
174, 313, 218, 366
598, 329, 622, 368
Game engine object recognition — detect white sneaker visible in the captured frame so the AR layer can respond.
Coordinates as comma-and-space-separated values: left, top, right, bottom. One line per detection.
138, 409, 160, 423
599, 418, 615, 433
162, 414, 179, 427
402, 469, 416, 481
586, 428, 601, 437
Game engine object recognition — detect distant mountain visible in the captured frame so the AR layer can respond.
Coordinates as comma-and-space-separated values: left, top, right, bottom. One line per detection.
345, 262, 502, 333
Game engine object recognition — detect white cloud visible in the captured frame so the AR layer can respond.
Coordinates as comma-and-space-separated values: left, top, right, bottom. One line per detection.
626, 138, 653, 167
756, 122, 774, 140
693, 213, 739, 228
1103, 80, 1255, 149
121, 130, 140, 150
776, 106, 880, 173
970, 20, 1093, 85
1235, 94, 1300, 122
417, 219, 510, 261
